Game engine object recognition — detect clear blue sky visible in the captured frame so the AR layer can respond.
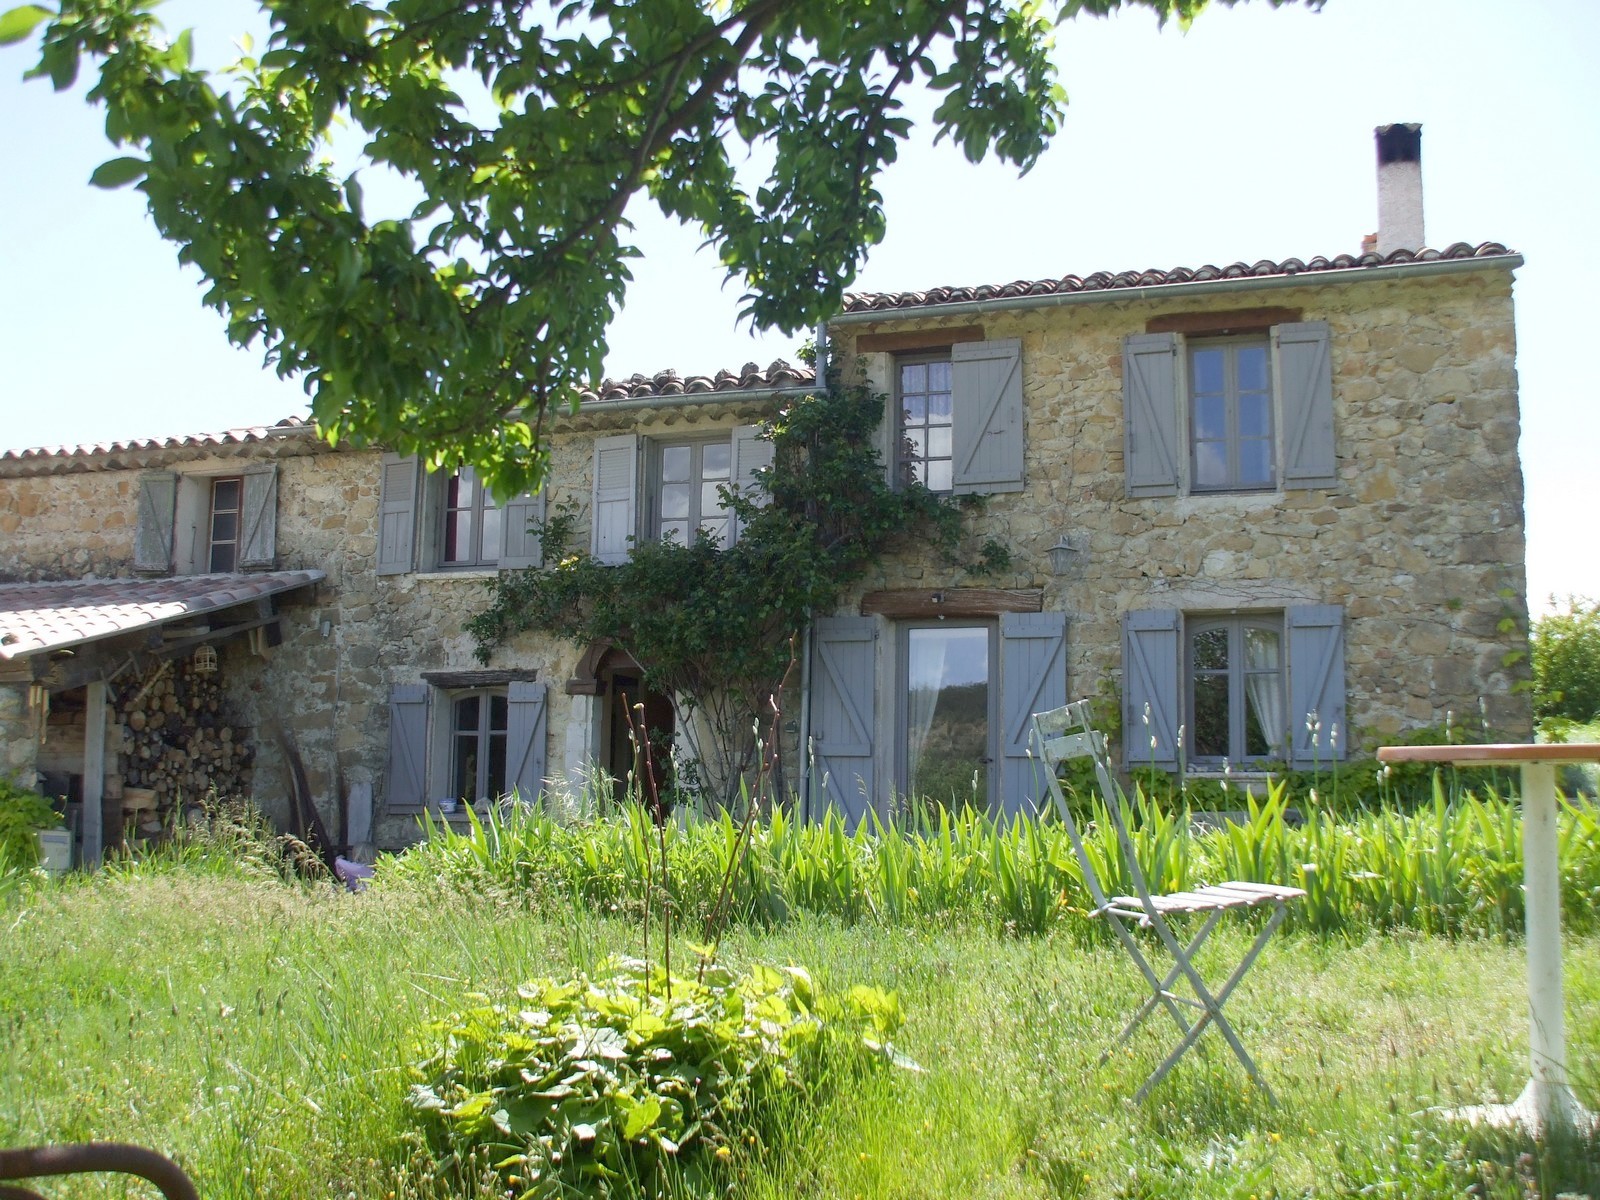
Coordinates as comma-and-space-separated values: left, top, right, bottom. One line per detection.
2, 0, 1596, 608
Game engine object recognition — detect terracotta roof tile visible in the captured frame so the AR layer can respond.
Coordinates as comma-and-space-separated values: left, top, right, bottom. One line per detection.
0, 417, 312, 467
576, 359, 814, 403
837, 242, 1517, 314
0, 570, 326, 660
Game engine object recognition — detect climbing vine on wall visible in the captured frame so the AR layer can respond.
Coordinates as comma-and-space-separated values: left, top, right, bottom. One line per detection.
468, 372, 1009, 809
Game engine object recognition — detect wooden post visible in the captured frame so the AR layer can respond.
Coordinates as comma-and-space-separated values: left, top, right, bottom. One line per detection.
82, 680, 107, 867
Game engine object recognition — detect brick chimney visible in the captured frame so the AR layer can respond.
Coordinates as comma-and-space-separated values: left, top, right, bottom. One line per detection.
1374, 123, 1424, 255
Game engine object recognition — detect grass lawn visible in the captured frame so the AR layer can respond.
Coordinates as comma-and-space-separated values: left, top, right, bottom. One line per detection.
3, 870, 1597, 1199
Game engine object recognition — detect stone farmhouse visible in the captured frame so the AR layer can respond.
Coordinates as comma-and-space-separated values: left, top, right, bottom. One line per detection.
0, 126, 1530, 862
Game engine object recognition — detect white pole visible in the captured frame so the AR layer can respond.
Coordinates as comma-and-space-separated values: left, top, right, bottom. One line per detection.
1520, 762, 1570, 1130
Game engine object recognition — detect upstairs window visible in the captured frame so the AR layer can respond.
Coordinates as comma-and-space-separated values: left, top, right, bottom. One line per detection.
655, 440, 732, 548
439, 466, 501, 568
896, 356, 955, 492
1189, 338, 1275, 491
207, 476, 243, 572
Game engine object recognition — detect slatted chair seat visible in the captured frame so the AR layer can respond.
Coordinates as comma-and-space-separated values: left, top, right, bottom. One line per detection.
1031, 700, 1304, 1103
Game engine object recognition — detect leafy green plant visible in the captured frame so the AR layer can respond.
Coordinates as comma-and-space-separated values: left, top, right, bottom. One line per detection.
405, 957, 908, 1198
0, 777, 62, 869
1533, 596, 1600, 726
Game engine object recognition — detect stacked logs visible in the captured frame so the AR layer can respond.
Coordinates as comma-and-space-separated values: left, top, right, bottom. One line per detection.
115, 656, 253, 807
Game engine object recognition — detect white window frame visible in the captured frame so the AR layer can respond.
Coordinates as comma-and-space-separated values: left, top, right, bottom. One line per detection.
436, 686, 510, 804
205, 475, 244, 573
434, 466, 501, 570
1187, 335, 1276, 493
895, 619, 998, 809
647, 436, 734, 548
893, 352, 955, 493
1185, 612, 1287, 765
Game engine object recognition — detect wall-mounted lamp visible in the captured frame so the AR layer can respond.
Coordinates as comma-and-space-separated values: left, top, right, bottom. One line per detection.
192, 644, 218, 676
1047, 535, 1079, 576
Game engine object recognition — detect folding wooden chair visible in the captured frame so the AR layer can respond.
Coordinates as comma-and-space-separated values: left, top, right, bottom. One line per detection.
1031, 700, 1304, 1103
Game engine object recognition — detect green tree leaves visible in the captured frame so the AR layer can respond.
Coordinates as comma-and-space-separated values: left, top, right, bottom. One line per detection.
0, 5, 52, 48
87, 154, 146, 188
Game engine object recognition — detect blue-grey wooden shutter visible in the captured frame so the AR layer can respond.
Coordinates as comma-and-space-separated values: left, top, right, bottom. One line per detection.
238, 464, 278, 569
377, 453, 418, 576
505, 681, 549, 802
729, 423, 774, 544
386, 684, 430, 807
1287, 604, 1346, 764
134, 471, 176, 573
1275, 321, 1337, 489
498, 489, 546, 569
999, 611, 1068, 817
808, 616, 877, 828
591, 433, 638, 564
1123, 609, 1181, 770
951, 338, 1025, 494
1123, 333, 1180, 498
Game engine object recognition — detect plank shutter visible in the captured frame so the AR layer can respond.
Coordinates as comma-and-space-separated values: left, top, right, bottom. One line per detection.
808, 616, 878, 828
504, 681, 549, 802
951, 337, 1025, 494
999, 611, 1068, 817
133, 471, 177, 573
386, 684, 430, 807
498, 489, 546, 569
591, 433, 639, 564
238, 464, 278, 569
729, 423, 774, 544
1275, 321, 1337, 489
1123, 333, 1181, 498
1287, 604, 1346, 764
377, 454, 419, 576
1123, 609, 1181, 769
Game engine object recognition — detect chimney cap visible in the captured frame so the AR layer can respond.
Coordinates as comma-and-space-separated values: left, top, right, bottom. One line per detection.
1375, 123, 1422, 166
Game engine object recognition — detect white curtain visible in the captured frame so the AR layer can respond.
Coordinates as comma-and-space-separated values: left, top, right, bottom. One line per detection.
1242, 628, 1285, 757
904, 632, 949, 801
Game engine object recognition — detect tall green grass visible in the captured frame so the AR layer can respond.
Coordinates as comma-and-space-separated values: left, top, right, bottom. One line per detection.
386, 781, 1600, 939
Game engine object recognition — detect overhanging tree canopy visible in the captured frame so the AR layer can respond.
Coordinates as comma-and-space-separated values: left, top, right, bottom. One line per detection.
1, 0, 1305, 496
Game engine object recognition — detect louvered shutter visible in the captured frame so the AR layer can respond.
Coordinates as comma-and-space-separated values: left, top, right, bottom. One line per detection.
133, 472, 176, 573
1275, 321, 1337, 489
498, 489, 546, 569
377, 454, 418, 576
591, 434, 639, 564
1287, 604, 1346, 764
386, 684, 430, 807
1123, 333, 1181, 498
951, 338, 1025, 494
999, 611, 1068, 817
729, 424, 774, 544
808, 616, 878, 828
1123, 609, 1181, 769
504, 681, 549, 802
238, 464, 278, 569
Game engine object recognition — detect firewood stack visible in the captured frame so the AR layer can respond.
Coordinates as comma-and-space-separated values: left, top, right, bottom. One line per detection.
115, 656, 253, 817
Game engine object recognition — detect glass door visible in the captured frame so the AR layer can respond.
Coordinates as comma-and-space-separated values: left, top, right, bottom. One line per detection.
901, 624, 994, 813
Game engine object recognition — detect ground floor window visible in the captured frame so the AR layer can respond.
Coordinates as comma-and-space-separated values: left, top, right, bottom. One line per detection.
902, 623, 994, 810
1187, 615, 1285, 763
451, 689, 508, 802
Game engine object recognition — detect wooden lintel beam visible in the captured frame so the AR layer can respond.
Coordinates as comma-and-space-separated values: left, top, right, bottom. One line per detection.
421, 669, 540, 688
1145, 307, 1303, 336
858, 588, 1044, 619
853, 325, 987, 354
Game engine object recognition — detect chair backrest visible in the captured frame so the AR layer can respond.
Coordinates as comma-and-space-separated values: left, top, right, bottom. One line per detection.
1029, 702, 1161, 913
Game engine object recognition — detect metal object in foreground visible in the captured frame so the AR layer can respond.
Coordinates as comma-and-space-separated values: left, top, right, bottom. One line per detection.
0, 1143, 199, 1200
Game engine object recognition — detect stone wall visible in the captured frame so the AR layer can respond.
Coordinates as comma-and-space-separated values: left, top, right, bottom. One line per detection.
831, 267, 1530, 750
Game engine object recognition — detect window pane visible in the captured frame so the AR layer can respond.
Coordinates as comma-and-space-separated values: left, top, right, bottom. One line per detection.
479, 505, 502, 561
454, 736, 478, 800
906, 428, 926, 458
661, 519, 690, 544
927, 391, 952, 422
489, 693, 509, 731
1238, 439, 1274, 486
928, 426, 952, 459
1191, 348, 1225, 395
210, 511, 238, 543
1193, 393, 1227, 441
702, 442, 730, 478
212, 478, 241, 510
901, 362, 927, 392
925, 460, 952, 492
1192, 627, 1228, 671
927, 360, 952, 392
454, 695, 480, 733
1243, 627, 1280, 670
701, 517, 730, 548
1193, 441, 1228, 488
1236, 344, 1269, 393
1192, 676, 1230, 758
1239, 391, 1271, 439
905, 626, 990, 810
446, 511, 472, 562
701, 481, 727, 518
902, 395, 926, 423
660, 482, 690, 520
209, 542, 236, 573
486, 732, 507, 800
661, 445, 691, 482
